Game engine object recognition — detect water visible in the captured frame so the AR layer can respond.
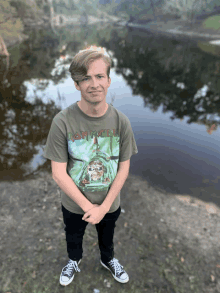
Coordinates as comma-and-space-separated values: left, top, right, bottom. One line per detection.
1, 22, 220, 207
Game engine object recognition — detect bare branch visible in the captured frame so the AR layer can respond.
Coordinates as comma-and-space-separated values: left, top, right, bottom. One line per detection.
0, 35, 10, 57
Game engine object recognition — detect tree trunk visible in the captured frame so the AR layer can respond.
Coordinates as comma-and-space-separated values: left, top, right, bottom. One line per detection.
47, 0, 59, 34
0, 35, 10, 80
0, 35, 10, 57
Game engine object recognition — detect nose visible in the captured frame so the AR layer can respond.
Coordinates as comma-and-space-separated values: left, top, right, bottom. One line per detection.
90, 77, 99, 88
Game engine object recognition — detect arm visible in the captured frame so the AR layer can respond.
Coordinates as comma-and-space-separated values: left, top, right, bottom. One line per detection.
101, 159, 130, 212
51, 161, 94, 213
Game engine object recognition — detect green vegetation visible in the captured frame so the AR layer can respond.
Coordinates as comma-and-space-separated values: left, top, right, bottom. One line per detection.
161, 0, 220, 21
0, 0, 24, 44
203, 15, 220, 30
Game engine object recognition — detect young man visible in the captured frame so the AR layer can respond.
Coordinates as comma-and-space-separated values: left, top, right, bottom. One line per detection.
43, 46, 138, 286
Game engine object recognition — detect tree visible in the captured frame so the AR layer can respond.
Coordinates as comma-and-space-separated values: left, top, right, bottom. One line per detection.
161, 0, 218, 21
10, 0, 43, 20
0, 0, 24, 49
0, 0, 24, 77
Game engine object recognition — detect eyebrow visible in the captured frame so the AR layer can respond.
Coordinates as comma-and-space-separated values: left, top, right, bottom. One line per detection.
85, 74, 105, 77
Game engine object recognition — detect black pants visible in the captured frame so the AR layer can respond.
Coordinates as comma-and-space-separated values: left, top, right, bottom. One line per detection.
61, 205, 121, 264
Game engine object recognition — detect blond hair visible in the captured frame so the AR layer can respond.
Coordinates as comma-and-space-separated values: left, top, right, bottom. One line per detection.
69, 45, 112, 85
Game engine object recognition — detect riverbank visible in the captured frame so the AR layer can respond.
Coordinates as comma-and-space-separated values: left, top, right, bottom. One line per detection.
116, 18, 220, 42
3, 11, 120, 49
1, 171, 220, 292
5, 13, 220, 50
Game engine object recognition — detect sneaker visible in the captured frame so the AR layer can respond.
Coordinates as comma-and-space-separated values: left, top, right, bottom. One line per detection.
100, 258, 129, 283
60, 258, 81, 286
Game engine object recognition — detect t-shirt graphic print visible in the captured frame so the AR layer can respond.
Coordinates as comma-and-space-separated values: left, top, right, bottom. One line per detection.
43, 101, 138, 214
67, 128, 120, 193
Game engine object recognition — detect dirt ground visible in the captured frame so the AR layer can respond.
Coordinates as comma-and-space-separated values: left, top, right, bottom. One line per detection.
1, 170, 220, 293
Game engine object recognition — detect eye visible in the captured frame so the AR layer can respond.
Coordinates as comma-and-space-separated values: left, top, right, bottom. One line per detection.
83, 76, 103, 81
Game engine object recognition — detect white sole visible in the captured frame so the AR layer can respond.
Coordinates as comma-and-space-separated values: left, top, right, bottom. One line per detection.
100, 260, 129, 283
60, 259, 82, 286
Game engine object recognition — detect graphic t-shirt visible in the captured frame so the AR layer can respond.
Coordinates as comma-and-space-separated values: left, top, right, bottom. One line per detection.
43, 101, 138, 214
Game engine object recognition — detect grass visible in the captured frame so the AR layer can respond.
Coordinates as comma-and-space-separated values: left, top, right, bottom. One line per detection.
203, 15, 220, 31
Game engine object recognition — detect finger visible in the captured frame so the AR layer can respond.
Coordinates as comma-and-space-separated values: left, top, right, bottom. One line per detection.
84, 214, 92, 221
82, 213, 89, 220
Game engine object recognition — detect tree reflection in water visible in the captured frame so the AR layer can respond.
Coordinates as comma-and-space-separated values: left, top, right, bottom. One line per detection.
0, 29, 67, 180
1, 22, 220, 180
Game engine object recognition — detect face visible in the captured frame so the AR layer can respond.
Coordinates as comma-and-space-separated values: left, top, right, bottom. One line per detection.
74, 58, 111, 105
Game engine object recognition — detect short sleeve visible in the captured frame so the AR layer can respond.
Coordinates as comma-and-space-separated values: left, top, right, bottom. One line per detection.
43, 116, 68, 162
119, 116, 138, 162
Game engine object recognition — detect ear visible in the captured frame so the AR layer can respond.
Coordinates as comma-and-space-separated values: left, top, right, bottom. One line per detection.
74, 81, 80, 91
107, 77, 111, 88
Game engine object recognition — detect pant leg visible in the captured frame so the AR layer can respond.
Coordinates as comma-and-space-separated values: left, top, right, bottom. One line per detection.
95, 206, 121, 264
61, 204, 88, 261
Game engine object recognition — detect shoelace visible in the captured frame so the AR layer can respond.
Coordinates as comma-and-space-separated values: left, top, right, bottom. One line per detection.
64, 260, 81, 276
109, 258, 124, 275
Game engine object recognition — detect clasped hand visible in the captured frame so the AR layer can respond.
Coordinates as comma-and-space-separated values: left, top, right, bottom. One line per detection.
82, 204, 107, 225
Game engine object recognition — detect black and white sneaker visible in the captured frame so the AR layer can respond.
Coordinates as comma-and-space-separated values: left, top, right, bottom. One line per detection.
100, 258, 129, 283
60, 259, 81, 286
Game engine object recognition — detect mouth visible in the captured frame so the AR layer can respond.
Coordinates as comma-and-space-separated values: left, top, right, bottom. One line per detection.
90, 92, 101, 95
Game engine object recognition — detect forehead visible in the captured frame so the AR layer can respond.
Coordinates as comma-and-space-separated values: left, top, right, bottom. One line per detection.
86, 58, 107, 75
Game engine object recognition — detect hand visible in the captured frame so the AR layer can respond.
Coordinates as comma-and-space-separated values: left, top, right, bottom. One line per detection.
82, 205, 108, 225
84, 204, 99, 214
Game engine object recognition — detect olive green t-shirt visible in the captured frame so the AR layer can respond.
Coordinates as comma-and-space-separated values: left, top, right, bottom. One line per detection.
43, 101, 138, 214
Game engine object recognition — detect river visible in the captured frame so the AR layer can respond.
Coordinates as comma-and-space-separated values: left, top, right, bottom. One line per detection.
1, 22, 220, 207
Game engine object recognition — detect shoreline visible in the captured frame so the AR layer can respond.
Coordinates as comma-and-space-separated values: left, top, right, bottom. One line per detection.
116, 18, 220, 41
4, 15, 220, 49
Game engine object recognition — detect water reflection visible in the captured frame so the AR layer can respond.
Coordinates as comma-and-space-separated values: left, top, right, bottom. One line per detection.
99, 27, 220, 129
0, 28, 66, 180
1, 22, 220, 188
0, 78, 61, 180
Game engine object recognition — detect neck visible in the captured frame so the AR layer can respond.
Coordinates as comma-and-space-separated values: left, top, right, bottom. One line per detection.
78, 100, 108, 117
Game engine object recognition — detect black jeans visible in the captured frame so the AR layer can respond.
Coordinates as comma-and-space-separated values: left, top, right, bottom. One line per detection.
61, 205, 121, 264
